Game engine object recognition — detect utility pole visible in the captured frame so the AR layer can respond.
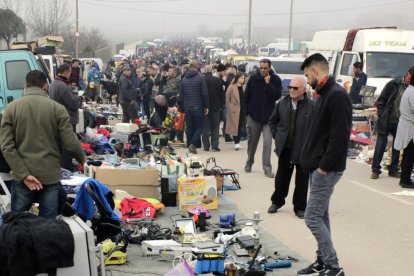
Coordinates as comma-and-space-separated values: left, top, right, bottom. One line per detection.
247, 0, 252, 55
288, 0, 294, 56
75, 0, 79, 58
55, 0, 58, 35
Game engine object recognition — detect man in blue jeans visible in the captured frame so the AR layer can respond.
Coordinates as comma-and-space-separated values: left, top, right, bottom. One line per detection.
0, 71, 85, 219
178, 60, 209, 154
298, 54, 352, 276
371, 67, 414, 181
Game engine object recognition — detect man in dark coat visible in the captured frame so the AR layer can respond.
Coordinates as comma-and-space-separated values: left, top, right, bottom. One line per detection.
268, 76, 315, 218
350, 61, 367, 104
297, 54, 352, 276
244, 59, 282, 178
178, 60, 209, 154
371, 67, 414, 179
119, 65, 140, 123
202, 65, 223, 151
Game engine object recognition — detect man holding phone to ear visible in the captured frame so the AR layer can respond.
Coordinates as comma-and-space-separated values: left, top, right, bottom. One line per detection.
244, 58, 282, 178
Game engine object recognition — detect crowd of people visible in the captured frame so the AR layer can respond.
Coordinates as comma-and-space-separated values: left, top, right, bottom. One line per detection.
1, 36, 414, 276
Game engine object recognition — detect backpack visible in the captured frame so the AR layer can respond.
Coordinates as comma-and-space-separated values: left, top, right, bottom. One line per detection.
120, 198, 156, 220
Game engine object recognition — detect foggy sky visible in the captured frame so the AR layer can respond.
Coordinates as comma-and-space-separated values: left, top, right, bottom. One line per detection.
77, 0, 414, 44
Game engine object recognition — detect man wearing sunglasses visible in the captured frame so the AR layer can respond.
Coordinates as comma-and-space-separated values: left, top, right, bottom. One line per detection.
268, 77, 315, 218
244, 58, 282, 178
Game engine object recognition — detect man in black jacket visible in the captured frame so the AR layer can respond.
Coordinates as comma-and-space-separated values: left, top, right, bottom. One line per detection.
119, 65, 140, 123
268, 77, 315, 218
297, 54, 351, 276
178, 60, 209, 154
244, 59, 282, 178
202, 65, 223, 151
371, 67, 413, 180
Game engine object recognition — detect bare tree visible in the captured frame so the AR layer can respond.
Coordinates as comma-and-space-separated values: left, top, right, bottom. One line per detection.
79, 27, 108, 57
0, 9, 26, 49
25, 0, 73, 36
0, 0, 23, 15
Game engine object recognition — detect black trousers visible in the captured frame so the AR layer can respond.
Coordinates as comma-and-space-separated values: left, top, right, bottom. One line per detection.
270, 148, 309, 212
401, 140, 414, 184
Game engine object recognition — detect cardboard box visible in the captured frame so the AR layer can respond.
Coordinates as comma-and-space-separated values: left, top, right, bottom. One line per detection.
95, 167, 159, 198
178, 176, 218, 210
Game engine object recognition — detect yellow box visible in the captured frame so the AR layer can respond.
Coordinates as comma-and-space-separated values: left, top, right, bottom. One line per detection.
178, 175, 218, 210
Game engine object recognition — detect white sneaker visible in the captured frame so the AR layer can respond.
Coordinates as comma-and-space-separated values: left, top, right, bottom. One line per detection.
235, 143, 242, 150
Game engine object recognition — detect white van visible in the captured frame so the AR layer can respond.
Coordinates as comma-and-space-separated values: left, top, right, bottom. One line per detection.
308, 28, 414, 96
268, 54, 306, 95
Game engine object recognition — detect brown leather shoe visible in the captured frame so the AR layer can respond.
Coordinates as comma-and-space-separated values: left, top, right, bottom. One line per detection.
389, 171, 401, 178
371, 172, 380, 179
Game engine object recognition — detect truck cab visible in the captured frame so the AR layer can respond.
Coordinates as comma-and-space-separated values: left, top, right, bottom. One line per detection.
0, 50, 50, 113
309, 28, 414, 96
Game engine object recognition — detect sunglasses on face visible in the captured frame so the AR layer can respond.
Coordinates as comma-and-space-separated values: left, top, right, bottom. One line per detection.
288, 86, 300, 91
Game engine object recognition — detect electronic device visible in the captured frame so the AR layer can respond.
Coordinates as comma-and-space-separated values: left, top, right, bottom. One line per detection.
219, 214, 236, 228
175, 218, 196, 234
0, 176, 11, 213
141, 240, 181, 255
37, 216, 104, 276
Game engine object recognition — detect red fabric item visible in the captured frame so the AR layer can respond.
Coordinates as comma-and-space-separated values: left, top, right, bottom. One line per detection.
81, 143, 95, 153
134, 119, 142, 125
120, 198, 156, 220
97, 128, 110, 138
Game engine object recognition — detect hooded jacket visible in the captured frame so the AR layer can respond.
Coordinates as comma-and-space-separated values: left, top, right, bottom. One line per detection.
178, 69, 209, 111
300, 77, 352, 172
244, 69, 282, 123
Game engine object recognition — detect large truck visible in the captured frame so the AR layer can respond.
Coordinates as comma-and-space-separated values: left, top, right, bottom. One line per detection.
308, 27, 414, 96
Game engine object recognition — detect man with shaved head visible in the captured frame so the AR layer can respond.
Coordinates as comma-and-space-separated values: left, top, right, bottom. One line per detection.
268, 76, 315, 219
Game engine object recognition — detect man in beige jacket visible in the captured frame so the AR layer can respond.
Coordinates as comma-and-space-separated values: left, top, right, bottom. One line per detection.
0, 70, 85, 219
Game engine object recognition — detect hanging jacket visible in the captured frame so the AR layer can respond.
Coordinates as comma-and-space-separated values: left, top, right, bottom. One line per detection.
73, 178, 120, 221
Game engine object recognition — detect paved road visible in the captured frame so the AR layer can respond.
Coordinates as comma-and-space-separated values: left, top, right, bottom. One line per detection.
177, 138, 414, 275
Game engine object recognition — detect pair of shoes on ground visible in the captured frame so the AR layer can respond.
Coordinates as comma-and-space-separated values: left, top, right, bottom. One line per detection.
235, 143, 243, 150
244, 166, 274, 178
267, 204, 305, 218
371, 171, 401, 179
204, 148, 221, 152
297, 259, 345, 275
188, 144, 197, 154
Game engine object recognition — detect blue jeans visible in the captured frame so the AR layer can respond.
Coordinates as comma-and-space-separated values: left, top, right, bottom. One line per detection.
305, 170, 343, 269
11, 181, 60, 219
185, 107, 204, 146
372, 123, 400, 173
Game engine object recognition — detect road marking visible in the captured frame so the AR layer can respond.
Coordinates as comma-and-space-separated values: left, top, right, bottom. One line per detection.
350, 180, 414, 206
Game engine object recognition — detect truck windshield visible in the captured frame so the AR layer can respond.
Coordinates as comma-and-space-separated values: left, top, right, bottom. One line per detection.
366, 52, 414, 78
271, 61, 303, 74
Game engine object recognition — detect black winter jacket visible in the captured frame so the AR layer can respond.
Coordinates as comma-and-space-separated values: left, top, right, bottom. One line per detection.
204, 73, 223, 112
244, 70, 282, 123
178, 70, 209, 111
140, 77, 154, 100
119, 74, 139, 103
300, 77, 352, 172
376, 77, 405, 134
0, 212, 75, 276
269, 95, 315, 163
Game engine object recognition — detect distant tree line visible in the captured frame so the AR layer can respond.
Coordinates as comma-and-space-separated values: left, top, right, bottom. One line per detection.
0, 0, 107, 55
